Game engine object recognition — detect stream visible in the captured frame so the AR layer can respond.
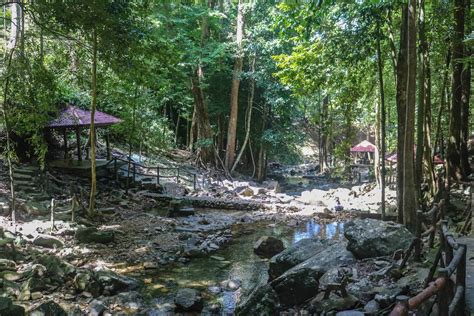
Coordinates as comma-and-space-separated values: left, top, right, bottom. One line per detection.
143, 219, 345, 314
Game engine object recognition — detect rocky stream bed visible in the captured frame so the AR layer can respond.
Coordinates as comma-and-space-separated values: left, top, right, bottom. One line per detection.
0, 161, 460, 315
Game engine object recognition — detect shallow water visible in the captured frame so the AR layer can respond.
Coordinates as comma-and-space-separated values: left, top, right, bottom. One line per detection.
143, 220, 344, 313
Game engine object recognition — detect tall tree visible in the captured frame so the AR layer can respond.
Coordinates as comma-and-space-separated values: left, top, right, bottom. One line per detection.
396, 4, 409, 224
418, 0, 436, 198
403, 0, 418, 232
189, 0, 216, 166
88, 29, 98, 216
460, 0, 471, 177
376, 21, 386, 220
397, 1, 418, 232
447, 0, 466, 181
225, 0, 245, 170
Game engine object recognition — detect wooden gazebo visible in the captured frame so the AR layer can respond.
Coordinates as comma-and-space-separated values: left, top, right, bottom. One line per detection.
47, 105, 121, 161
350, 140, 376, 164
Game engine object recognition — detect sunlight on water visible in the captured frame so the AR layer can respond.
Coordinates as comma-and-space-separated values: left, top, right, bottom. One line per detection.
292, 220, 344, 243
144, 220, 345, 313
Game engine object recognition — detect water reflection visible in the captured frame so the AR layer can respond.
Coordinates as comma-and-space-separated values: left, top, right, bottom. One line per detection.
292, 220, 344, 243
145, 219, 345, 314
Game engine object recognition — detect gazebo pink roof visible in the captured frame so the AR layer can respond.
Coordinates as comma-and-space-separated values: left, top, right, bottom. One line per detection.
350, 140, 376, 153
385, 152, 444, 165
48, 105, 121, 129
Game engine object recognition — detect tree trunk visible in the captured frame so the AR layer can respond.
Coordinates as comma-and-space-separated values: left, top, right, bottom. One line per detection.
403, 0, 418, 232
191, 70, 214, 165
2, 45, 16, 228
434, 50, 451, 158
189, 0, 215, 165
460, 0, 471, 177
415, 0, 425, 202
376, 23, 386, 220
375, 95, 381, 187
320, 95, 329, 172
447, 0, 465, 181
7, 1, 20, 50
88, 29, 98, 216
396, 4, 408, 224
231, 53, 256, 173
126, 86, 138, 194
225, 0, 244, 170
257, 103, 268, 181
419, 0, 436, 198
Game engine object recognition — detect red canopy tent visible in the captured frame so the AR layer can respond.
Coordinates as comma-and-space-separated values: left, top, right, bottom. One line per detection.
350, 140, 376, 164
350, 140, 376, 153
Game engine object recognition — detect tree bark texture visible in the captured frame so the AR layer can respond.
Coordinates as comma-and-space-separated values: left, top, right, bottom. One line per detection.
403, 0, 418, 232
396, 4, 408, 224
225, 0, 244, 170
447, 0, 465, 181
88, 29, 98, 216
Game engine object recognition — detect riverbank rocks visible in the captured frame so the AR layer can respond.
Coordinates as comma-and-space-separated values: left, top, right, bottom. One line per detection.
253, 236, 284, 258
235, 284, 280, 316
95, 270, 138, 295
33, 234, 64, 248
344, 219, 414, 259
269, 238, 335, 279
29, 300, 66, 316
270, 242, 355, 306
75, 227, 115, 244
0, 297, 25, 316
174, 288, 203, 312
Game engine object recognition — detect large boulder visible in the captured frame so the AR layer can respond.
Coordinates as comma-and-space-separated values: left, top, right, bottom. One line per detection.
95, 270, 138, 295
33, 235, 64, 248
0, 297, 25, 316
234, 284, 280, 316
269, 238, 336, 279
29, 300, 67, 316
75, 227, 114, 244
253, 236, 284, 259
269, 242, 356, 307
34, 255, 76, 280
344, 219, 414, 259
174, 288, 203, 312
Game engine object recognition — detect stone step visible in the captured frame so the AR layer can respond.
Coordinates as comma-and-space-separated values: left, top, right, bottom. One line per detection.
0, 202, 9, 216
17, 186, 40, 194
29, 194, 52, 203
13, 173, 36, 181
13, 166, 39, 176
22, 201, 49, 215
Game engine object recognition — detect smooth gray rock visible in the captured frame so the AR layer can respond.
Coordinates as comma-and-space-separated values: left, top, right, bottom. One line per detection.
30, 300, 66, 316
235, 284, 280, 316
364, 300, 380, 314
269, 238, 335, 279
33, 235, 64, 248
269, 242, 356, 307
89, 300, 106, 316
75, 227, 115, 244
344, 219, 414, 259
253, 236, 284, 259
95, 270, 138, 295
174, 288, 203, 312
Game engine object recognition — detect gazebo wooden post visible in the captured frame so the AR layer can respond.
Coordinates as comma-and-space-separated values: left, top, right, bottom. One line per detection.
63, 128, 68, 159
75, 127, 82, 161
105, 129, 111, 160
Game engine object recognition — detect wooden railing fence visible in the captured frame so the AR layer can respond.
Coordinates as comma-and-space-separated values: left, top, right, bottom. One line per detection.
390, 192, 468, 316
109, 157, 198, 190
